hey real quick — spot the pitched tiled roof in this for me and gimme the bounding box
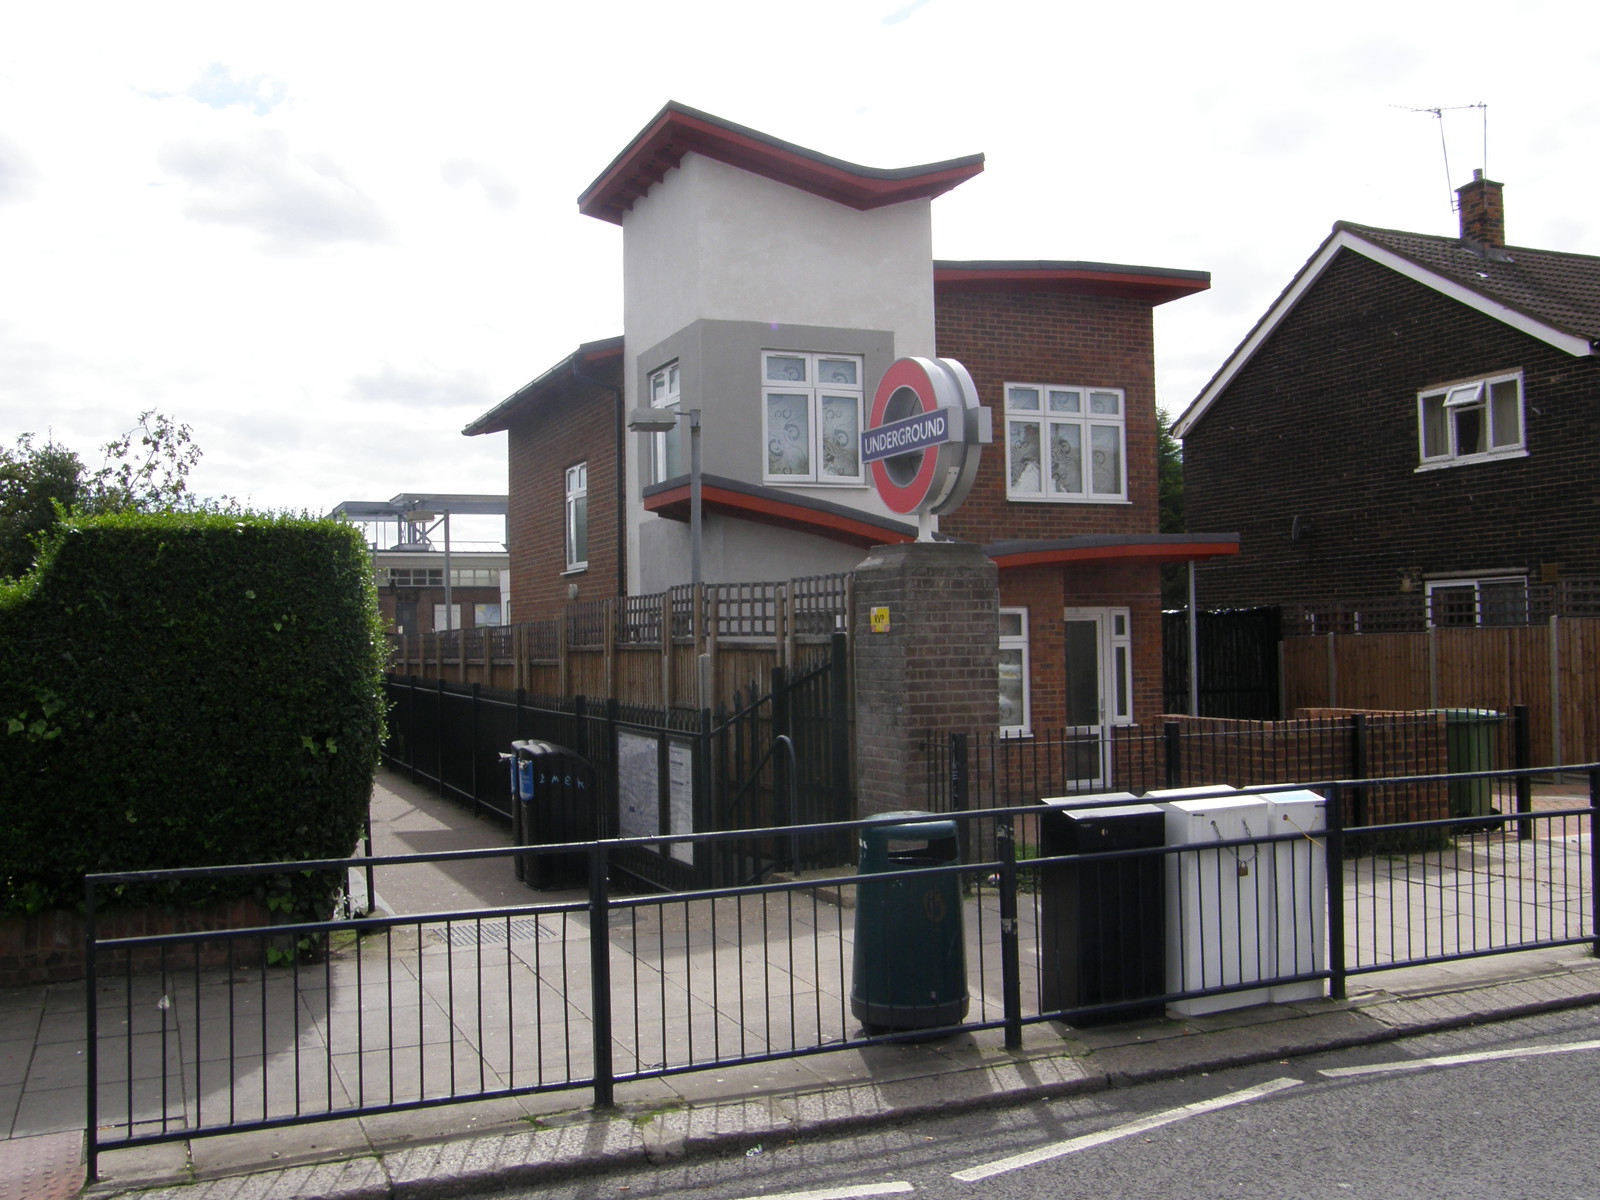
[1174,222,1600,439]
[1345,221,1600,343]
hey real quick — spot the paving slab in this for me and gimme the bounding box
[0,1130,84,1200]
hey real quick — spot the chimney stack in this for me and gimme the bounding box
[1456,169,1505,247]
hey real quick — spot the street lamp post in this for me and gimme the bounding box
[627,406,702,588]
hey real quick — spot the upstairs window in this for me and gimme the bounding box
[762,351,865,485]
[1005,384,1126,502]
[646,361,683,485]
[565,462,588,571]
[1418,372,1524,466]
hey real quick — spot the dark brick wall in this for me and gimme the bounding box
[0,898,271,986]
[506,377,623,621]
[1183,248,1600,610]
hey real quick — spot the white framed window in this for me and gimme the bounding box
[998,608,1031,738]
[1005,383,1127,502]
[1417,371,1524,467]
[762,351,864,485]
[1426,576,1528,627]
[432,603,461,632]
[565,462,588,571]
[646,361,682,485]
[450,568,502,588]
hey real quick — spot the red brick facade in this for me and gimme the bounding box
[935,286,1168,729]
[505,373,623,621]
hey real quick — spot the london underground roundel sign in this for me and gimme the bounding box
[861,357,992,516]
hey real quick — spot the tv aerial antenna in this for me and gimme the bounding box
[1394,102,1488,214]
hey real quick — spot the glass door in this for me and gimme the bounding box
[1062,608,1132,789]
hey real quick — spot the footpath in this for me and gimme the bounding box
[3,771,1598,1200]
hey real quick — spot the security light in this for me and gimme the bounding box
[627,409,679,433]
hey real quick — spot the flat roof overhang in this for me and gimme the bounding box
[642,475,918,549]
[329,493,509,520]
[984,534,1240,569]
[934,261,1210,306]
[641,479,1239,566]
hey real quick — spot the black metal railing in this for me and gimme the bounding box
[930,710,1530,821]
[84,766,1598,1179]
[380,633,853,885]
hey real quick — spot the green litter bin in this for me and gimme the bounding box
[850,812,968,1032]
[1438,708,1500,818]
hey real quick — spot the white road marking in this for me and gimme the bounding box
[1319,1037,1600,1078]
[951,1076,1303,1182]
[733,1185,914,1200]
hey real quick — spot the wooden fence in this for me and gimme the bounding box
[1283,616,1600,766]
[387,574,852,712]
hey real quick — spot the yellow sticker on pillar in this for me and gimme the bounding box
[870,606,891,634]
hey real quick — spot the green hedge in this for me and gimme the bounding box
[0,511,387,913]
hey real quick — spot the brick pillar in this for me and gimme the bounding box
[852,541,998,818]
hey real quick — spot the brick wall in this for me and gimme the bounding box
[1184,248,1600,610]
[506,376,623,621]
[933,285,1166,728]
[0,897,271,987]
[934,288,1160,544]
[998,561,1164,728]
[1163,712,1449,824]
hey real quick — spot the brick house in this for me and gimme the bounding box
[465,103,1232,766]
[1175,173,1600,625]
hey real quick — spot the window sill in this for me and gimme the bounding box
[1414,448,1528,472]
[561,565,588,577]
[1004,495,1132,505]
[764,478,869,488]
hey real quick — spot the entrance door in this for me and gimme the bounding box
[1063,608,1132,789]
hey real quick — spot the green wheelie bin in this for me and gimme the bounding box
[850,812,968,1032]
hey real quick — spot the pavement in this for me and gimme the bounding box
[1,770,1596,1200]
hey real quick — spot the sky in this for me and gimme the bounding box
[2,0,1597,539]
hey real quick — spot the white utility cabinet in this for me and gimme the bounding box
[1257,788,1327,1003]
[1150,786,1273,1016]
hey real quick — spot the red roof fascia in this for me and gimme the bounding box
[643,483,916,549]
[935,265,1210,306]
[580,105,984,225]
[987,541,1240,570]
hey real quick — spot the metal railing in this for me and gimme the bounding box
[84,765,1598,1178]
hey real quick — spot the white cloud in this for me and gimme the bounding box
[0,0,1594,515]
[158,128,391,251]
[185,62,288,115]
[0,132,38,205]
[440,159,518,211]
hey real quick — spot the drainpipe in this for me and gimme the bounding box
[572,352,627,602]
